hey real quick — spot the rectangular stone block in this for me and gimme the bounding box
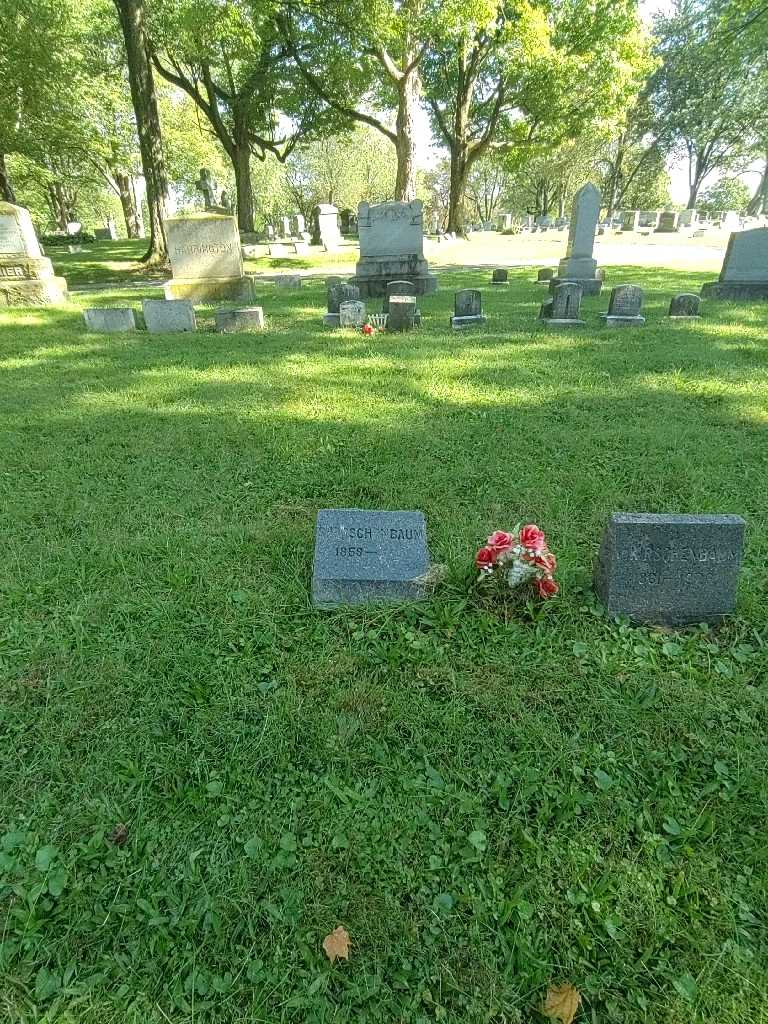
[163,277,255,302]
[142,298,196,333]
[83,308,136,332]
[594,513,745,625]
[215,306,265,332]
[312,509,431,607]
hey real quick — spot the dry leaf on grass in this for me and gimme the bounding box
[322,925,350,963]
[109,823,129,846]
[541,982,581,1024]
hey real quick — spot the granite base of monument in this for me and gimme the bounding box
[312,509,431,608]
[594,513,745,625]
[163,277,255,302]
[548,276,602,296]
[700,281,768,300]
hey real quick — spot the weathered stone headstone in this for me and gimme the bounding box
[94,225,117,241]
[382,279,415,311]
[668,293,702,318]
[352,199,436,297]
[551,182,602,294]
[450,288,486,329]
[312,509,431,607]
[0,202,68,306]
[324,281,360,325]
[677,209,699,229]
[594,513,745,625]
[701,227,768,299]
[290,214,306,236]
[655,211,679,233]
[339,300,366,327]
[718,210,740,231]
[281,216,291,238]
[164,215,254,302]
[215,306,265,333]
[491,268,509,285]
[311,204,341,249]
[142,298,196,333]
[275,274,302,289]
[639,210,660,228]
[294,241,310,256]
[387,294,417,332]
[621,210,640,232]
[540,281,584,326]
[83,307,136,332]
[536,267,554,283]
[601,284,645,326]
[195,168,218,210]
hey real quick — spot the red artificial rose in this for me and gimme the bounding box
[519,523,546,552]
[475,546,497,570]
[533,551,557,572]
[361,323,374,336]
[487,530,515,553]
[536,576,559,599]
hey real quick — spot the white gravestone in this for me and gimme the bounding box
[0,202,68,306]
[163,215,255,302]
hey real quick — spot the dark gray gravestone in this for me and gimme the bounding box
[312,509,430,607]
[491,268,508,285]
[450,288,486,328]
[594,513,745,625]
[601,284,645,326]
[545,281,584,325]
[387,294,417,331]
[537,267,554,283]
[668,293,701,318]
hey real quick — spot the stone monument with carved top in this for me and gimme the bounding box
[352,199,437,298]
[0,202,68,306]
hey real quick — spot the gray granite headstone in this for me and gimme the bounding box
[325,281,360,325]
[491,268,508,285]
[312,508,431,607]
[554,182,602,294]
[537,267,554,283]
[544,281,584,325]
[339,299,366,327]
[387,295,417,331]
[382,279,416,313]
[83,307,136,332]
[655,211,679,233]
[668,293,701,318]
[601,284,645,326]
[142,298,196,333]
[451,288,485,328]
[215,306,265,332]
[276,275,301,289]
[594,513,745,625]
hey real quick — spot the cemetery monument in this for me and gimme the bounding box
[352,199,437,298]
[549,182,603,295]
[701,227,768,299]
[163,214,255,302]
[0,202,69,306]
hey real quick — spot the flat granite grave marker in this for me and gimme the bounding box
[142,298,196,333]
[594,513,745,625]
[312,508,431,607]
[215,306,265,332]
[83,307,136,332]
[701,227,768,299]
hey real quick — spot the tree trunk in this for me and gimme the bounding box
[115,171,142,237]
[113,0,169,265]
[747,152,768,215]
[47,182,72,232]
[231,111,255,232]
[0,154,16,203]
[394,69,419,201]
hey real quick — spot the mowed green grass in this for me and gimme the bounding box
[1,266,767,1024]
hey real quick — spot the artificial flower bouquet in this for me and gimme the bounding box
[475,523,559,602]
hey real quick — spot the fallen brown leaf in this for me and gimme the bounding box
[110,823,129,846]
[322,925,350,963]
[541,982,581,1024]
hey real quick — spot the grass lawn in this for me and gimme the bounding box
[1,263,767,1023]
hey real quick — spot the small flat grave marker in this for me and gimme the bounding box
[312,509,431,607]
[668,293,701,318]
[594,512,745,625]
